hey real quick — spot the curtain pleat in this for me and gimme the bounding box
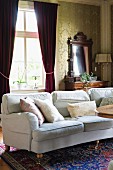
[34,2,58,93]
[0,0,19,105]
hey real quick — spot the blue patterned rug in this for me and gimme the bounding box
[1,138,113,170]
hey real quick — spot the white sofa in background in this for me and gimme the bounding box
[108,160,113,170]
[1,88,113,155]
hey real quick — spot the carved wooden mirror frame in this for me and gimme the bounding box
[67,32,93,81]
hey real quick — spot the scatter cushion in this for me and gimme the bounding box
[20,98,45,125]
[97,104,113,114]
[67,101,97,118]
[34,99,64,123]
[99,97,113,106]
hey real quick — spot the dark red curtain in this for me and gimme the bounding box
[34,2,58,93]
[0,0,18,104]
[0,0,18,103]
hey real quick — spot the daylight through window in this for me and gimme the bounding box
[10,8,45,90]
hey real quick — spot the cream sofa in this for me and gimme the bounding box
[108,160,113,170]
[1,88,113,155]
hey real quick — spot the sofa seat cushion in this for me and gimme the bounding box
[77,116,113,132]
[32,120,84,141]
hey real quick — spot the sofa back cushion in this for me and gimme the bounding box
[51,90,90,117]
[88,88,113,107]
[1,92,51,115]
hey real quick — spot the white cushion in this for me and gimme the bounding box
[100,97,113,106]
[34,99,64,123]
[67,101,97,118]
[20,98,45,125]
[108,160,113,170]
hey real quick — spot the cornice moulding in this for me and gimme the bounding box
[59,0,113,6]
[58,0,102,6]
[19,0,113,6]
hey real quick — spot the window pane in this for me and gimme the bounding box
[16,11,24,31]
[26,11,37,32]
[10,38,25,87]
[10,9,45,90]
[27,38,42,62]
[26,38,44,87]
[13,38,24,62]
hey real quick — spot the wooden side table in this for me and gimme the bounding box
[97,105,113,118]
[98,112,113,119]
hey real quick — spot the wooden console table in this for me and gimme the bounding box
[64,77,108,91]
[98,112,113,119]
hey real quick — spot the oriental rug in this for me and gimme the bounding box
[1,138,113,170]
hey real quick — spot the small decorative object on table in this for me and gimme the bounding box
[80,72,90,83]
[80,72,90,89]
[80,72,97,90]
[89,72,97,81]
[80,72,97,82]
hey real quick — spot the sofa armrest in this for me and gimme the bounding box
[1,112,39,134]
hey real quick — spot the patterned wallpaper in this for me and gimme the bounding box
[56,2,100,90]
[111,6,113,86]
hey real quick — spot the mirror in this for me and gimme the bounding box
[73,45,87,76]
[67,32,93,80]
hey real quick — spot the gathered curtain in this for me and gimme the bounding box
[0,0,19,105]
[34,2,58,93]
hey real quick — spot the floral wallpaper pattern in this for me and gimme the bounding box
[56,2,100,90]
[111,6,113,86]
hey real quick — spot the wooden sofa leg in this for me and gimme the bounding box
[95,140,99,150]
[5,145,10,151]
[37,153,43,158]
[36,153,43,164]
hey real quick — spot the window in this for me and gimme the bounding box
[10,8,45,90]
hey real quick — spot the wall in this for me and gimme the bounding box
[55,1,100,90]
[111,5,113,86]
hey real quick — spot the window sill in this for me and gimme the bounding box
[10,89,45,94]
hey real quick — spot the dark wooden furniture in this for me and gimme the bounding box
[64,32,108,90]
[97,105,113,119]
[98,112,113,119]
[64,32,108,91]
[67,32,93,78]
[64,77,108,90]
